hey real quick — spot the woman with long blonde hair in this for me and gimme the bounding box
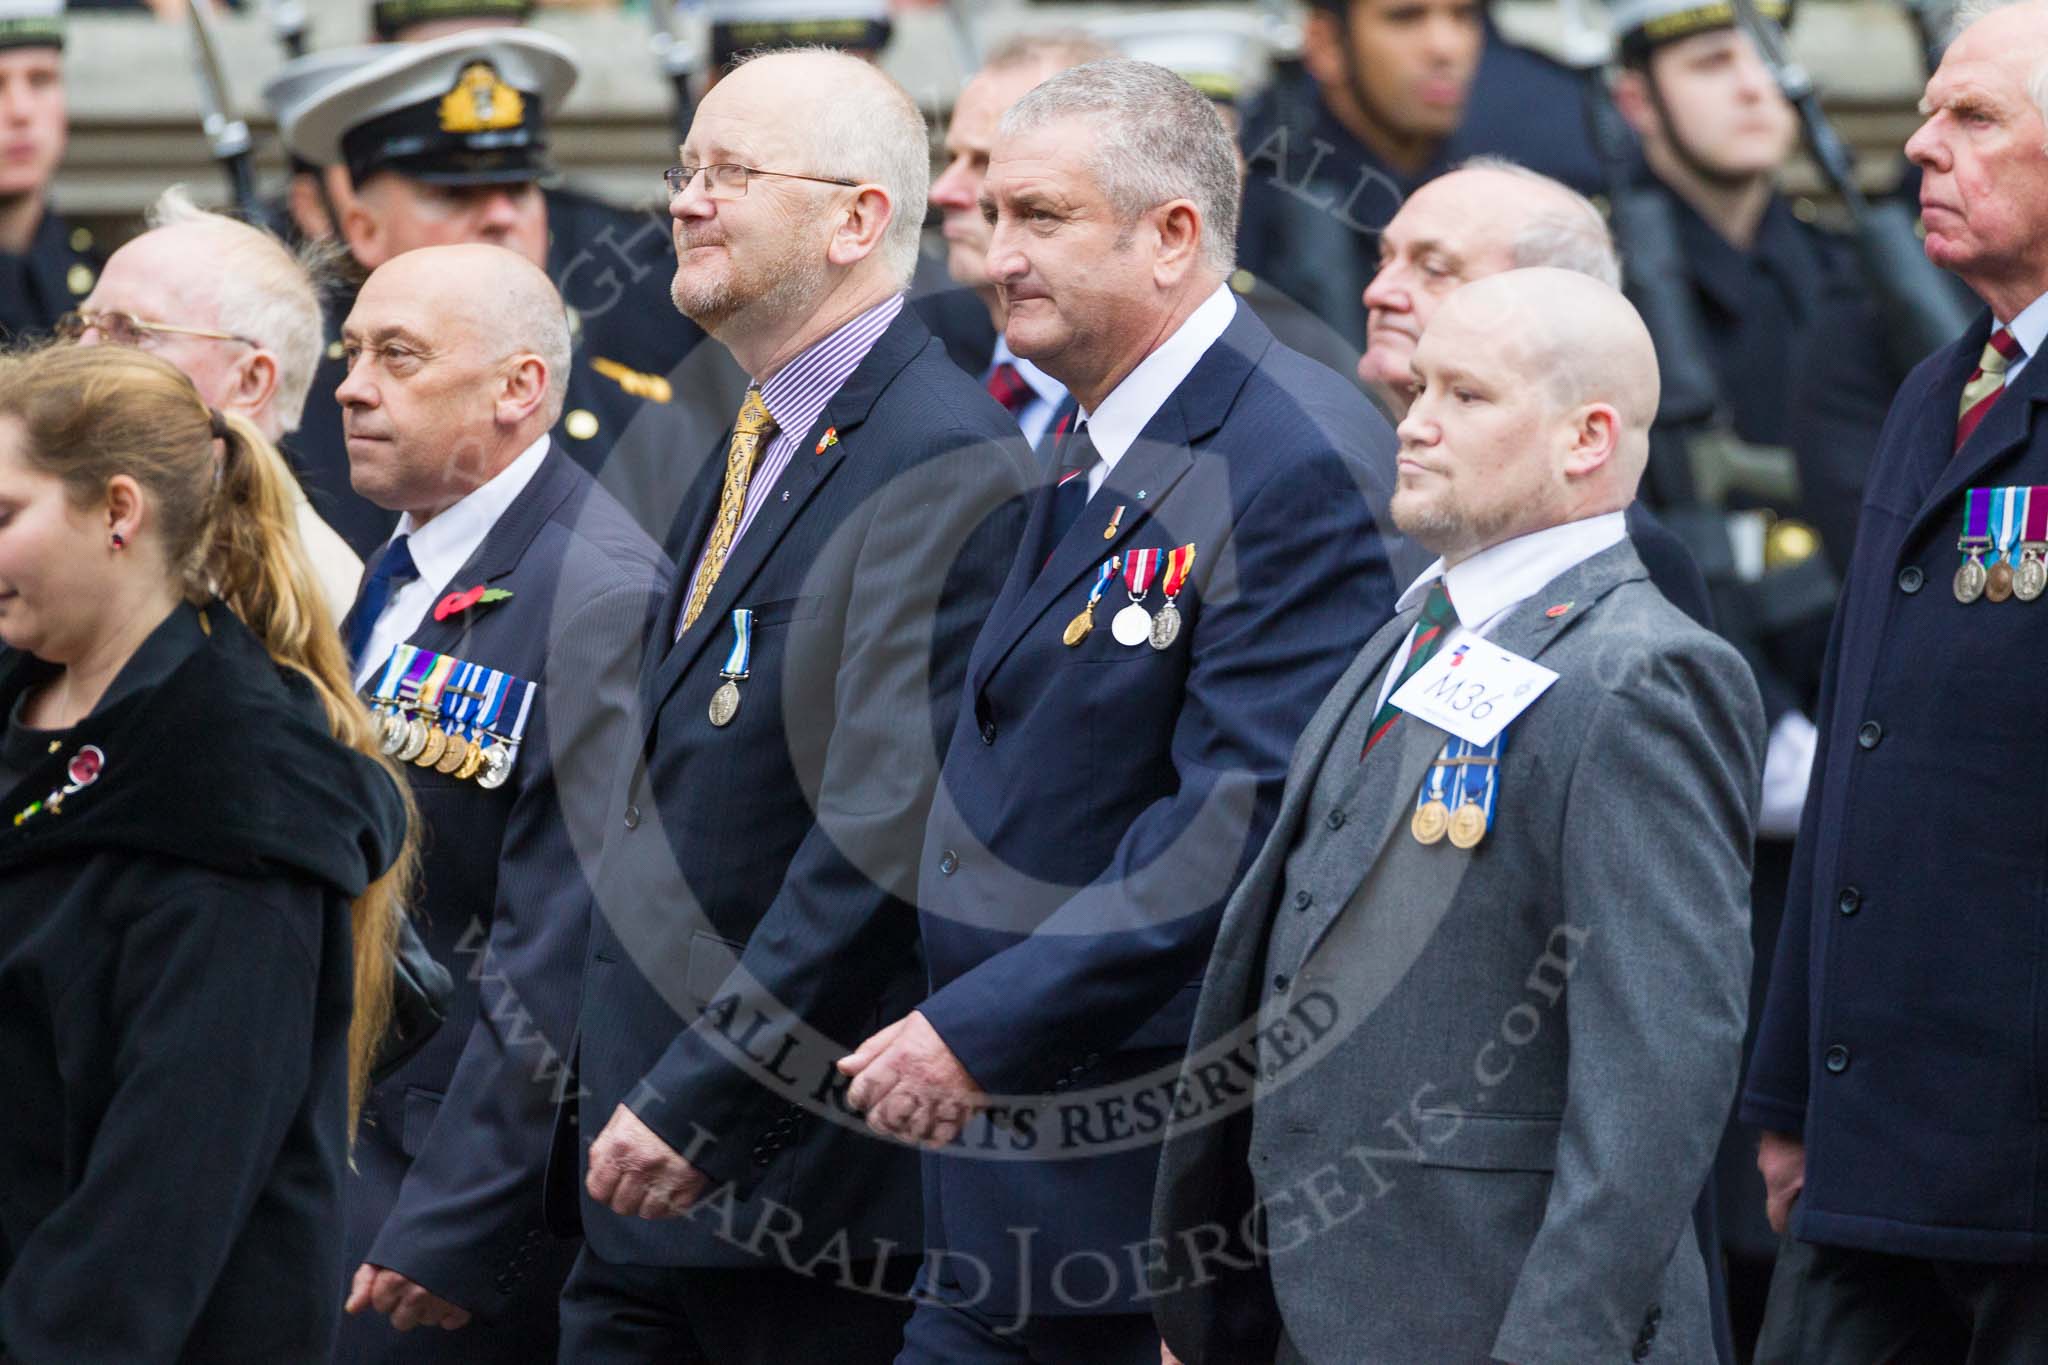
[0,343,417,1362]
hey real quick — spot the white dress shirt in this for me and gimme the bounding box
[1373,510,1630,716]
[1077,284,1237,498]
[351,432,550,690]
[2000,289,2048,385]
[985,335,1067,451]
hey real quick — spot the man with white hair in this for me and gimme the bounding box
[836,58,1395,1361]
[560,48,1031,1365]
[330,243,670,1363]
[1743,2,2048,1356]
[1152,267,1762,1365]
[71,189,363,619]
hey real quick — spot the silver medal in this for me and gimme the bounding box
[477,741,515,790]
[709,679,742,727]
[1111,602,1152,647]
[1149,602,1181,650]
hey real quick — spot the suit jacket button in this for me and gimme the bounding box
[1326,810,1346,830]
[1857,721,1883,749]
[1824,1044,1851,1073]
[939,849,959,875]
[1898,565,1924,594]
[1293,889,1313,911]
[1837,886,1861,916]
[980,721,997,745]
[1272,973,1290,992]
[623,804,641,829]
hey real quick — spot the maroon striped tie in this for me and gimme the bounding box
[1955,327,2023,453]
[986,361,1031,418]
[1362,579,1458,759]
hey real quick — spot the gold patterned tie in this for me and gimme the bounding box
[679,387,776,634]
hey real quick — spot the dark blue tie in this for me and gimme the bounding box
[345,533,417,667]
[1035,423,1101,571]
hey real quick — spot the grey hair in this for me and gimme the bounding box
[145,186,332,432]
[491,262,572,421]
[1000,58,1241,276]
[730,46,930,286]
[1454,155,1622,290]
[1948,0,2048,132]
[980,29,1119,75]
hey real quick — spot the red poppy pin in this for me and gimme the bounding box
[434,585,515,622]
[815,427,839,455]
[1545,601,1574,619]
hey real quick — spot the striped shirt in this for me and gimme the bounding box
[679,293,904,625]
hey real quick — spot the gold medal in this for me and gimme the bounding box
[2016,546,2047,601]
[415,725,450,768]
[1411,800,1450,845]
[478,742,515,790]
[1448,802,1488,849]
[435,732,470,774]
[1987,560,2016,602]
[455,740,486,780]
[709,679,741,727]
[1063,604,1095,647]
[1149,602,1181,650]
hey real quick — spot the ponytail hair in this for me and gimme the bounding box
[0,342,417,1133]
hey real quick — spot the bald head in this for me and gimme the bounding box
[1362,160,1619,407]
[1393,268,1658,562]
[336,244,570,521]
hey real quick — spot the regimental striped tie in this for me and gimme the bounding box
[986,360,1031,418]
[1361,579,1458,759]
[1955,327,2024,453]
[679,387,776,636]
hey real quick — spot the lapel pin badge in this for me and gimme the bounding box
[1544,601,1574,619]
[815,426,839,455]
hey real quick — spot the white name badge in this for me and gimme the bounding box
[1389,639,1559,747]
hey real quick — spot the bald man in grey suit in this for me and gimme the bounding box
[1150,270,1764,1365]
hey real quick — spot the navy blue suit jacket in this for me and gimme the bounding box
[915,301,1399,1316]
[340,447,670,1344]
[566,306,1033,1269]
[1743,311,2048,1263]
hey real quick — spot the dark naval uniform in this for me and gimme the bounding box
[0,207,96,343]
[278,30,721,558]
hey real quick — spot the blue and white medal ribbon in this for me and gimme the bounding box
[1411,737,1460,844]
[710,608,752,727]
[370,644,419,754]
[1063,554,1122,646]
[479,675,536,790]
[1988,485,2024,600]
[1447,732,1503,849]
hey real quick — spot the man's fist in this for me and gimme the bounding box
[838,1010,988,1148]
[586,1103,711,1218]
[344,1263,472,1331]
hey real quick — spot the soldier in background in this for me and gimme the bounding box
[0,0,97,341]
[280,30,710,556]
[1606,0,1857,1344]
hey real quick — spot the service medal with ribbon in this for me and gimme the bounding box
[710,608,752,728]
[1411,740,1456,845]
[2018,485,2048,601]
[1111,547,1162,647]
[1957,487,1994,602]
[1987,486,2023,602]
[477,677,536,790]
[1150,543,1196,650]
[1064,555,1121,647]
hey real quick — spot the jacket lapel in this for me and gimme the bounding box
[1299,540,1650,963]
[967,301,1270,697]
[1914,315,2048,537]
[646,307,932,711]
[404,444,579,659]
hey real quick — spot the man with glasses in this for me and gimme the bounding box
[555,46,1030,1365]
[66,187,364,619]
[281,29,710,556]
[0,0,98,342]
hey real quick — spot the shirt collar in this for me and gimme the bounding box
[1078,284,1237,467]
[756,293,904,439]
[1395,510,1630,634]
[992,334,1067,407]
[393,432,550,593]
[2002,290,2048,360]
